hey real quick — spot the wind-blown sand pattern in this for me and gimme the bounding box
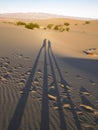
[0,18,98,130]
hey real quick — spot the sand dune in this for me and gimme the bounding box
[0,18,98,130]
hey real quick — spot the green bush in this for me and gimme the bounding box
[47,24,53,29]
[64,22,70,26]
[25,23,40,30]
[85,21,90,24]
[54,25,61,30]
[60,28,65,32]
[17,21,26,26]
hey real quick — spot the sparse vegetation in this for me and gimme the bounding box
[16,21,40,30]
[17,21,26,26]
[54,25,59,30]
[47,24,53,29]
[64,22,70,26]
[85,21,90,24]
[54,25,62,30]
[16,21,70,32]
[60,28,65,32]
[25,23,40,30]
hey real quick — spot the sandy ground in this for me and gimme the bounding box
[0,19,98,130]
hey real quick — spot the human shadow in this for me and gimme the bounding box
[48,41,67,130]
[40,40,49,130]
[48,41,82,130]
[7,39,46,130]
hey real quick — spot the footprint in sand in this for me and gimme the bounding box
[18,54,23,58]
[82,124,95,130]
[80,87,90,96]
[80,104,94,113]
[48,74,52,79]
[18,79,26,87]
[37,69,42,74]
[77,111,83,115]
[0,76,7,81]
[59,83,72,92]
[76,75,83,80]
[25,69,31,75]
[33,78,39,85]
[61,96,71,110]
[3,74,11,80]
[89,80,96,86]
[53,102,59,110]
[65,71,68,75]
[48,86,57,101]
[19,90,24,94]
[30,86,37,93]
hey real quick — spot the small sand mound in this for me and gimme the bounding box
[48,74,52,79]
[53,102,59,110]
[48,94,57,101]
[80,91,90,96]
[63,104,71,109]
[76,75,83,79]
[50,85,55,89]
[18,54,23,58]
[33,78,39,84]
[59,83,64,88]
[3,62,9,68]
[82,124,94,129]
[83,48,98,56]
[80,104,94,112]
[20,79,26,84]
[94,111,98,115]
[77,111,83,115]
[0,76,7,81]
[37,69,42,74]
[19,90,24,94]
[30,86,37,93]
[66,85,72,91]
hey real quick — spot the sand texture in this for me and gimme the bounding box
[0,19,98,130]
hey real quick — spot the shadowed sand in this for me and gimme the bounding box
[0,19,98,130]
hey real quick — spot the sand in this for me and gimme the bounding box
[0,18,98,130]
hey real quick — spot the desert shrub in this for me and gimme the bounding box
[17,21,26,26]
[64,22,70,26]
[85,21,90,24]
[54,25,59,30]
[25,23,40,29]
[25,23,34,29]
[47,24,53,29]
[33,23,40,28]
[60,28,65,32]
[66,27,70,32]
[54,25,62,30]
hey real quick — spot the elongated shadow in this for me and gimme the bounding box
[40,41,49,130]
[7,39,46,130]
[48,41,82,130]
[48,42,67,130]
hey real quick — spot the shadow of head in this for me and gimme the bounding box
[43,39,47,47]
[48,40,51,48]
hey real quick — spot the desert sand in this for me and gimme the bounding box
[0,17,98,130]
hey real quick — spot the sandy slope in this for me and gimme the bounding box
[0,19,98,130]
